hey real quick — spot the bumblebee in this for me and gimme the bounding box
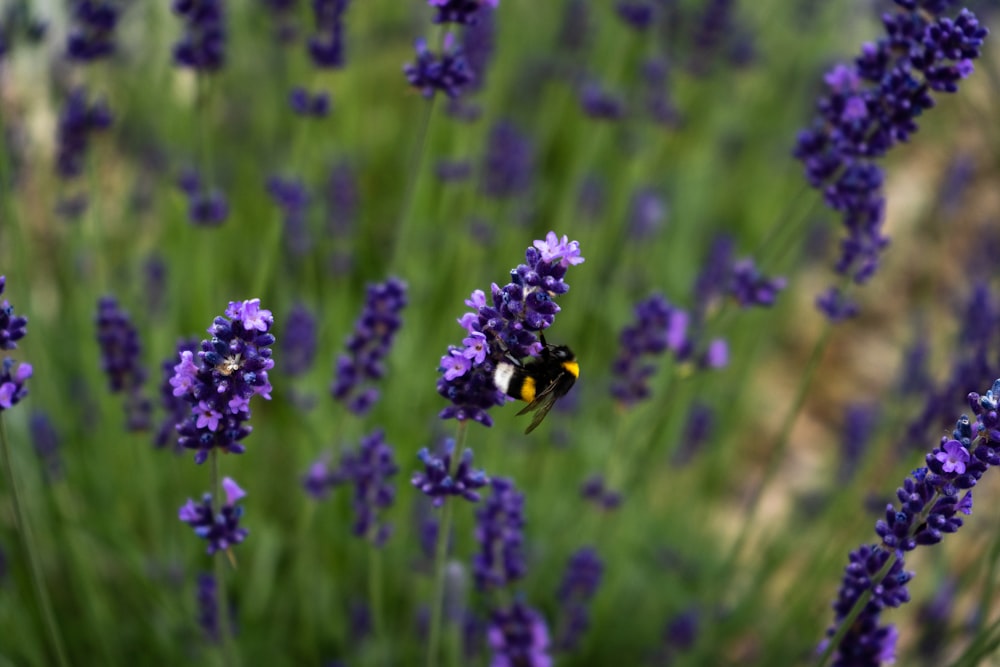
[493,336,579,434]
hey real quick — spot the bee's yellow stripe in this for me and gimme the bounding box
[563,360,579,379]
[521,376,536,402]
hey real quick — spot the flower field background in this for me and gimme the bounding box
[0,0,998,665]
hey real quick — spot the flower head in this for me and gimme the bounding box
[172,0,226,71]
[481,120,534,199]
[554,547,603,651]
[309,0,350,68]
[66,0,119,62]
[0,276,28,350]
[338,430,399,546]
[437,233,584,427]
[170,299,275,464]
[412,438,489,506]
[178,477,249,554]
[282,303,318,377]
[0,358,31,411]
[404,35,474,100]
[56,87,112,180]
[95,296,152,431]
[428,0,497,25]
[487,601,552,667]
[473,477,526,591]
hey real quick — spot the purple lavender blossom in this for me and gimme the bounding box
[579,81,625,121]
[302,453,340,500]
[412,438,489,507]
[487,601,553,667]
[671,402,715,466]
[815,287,859,322]
[0,276,27,350]
[282,303,317,377]
[308,0,349,68]
[155,339,198,449]
[177,168,229,226]
[437,232,584,426]
[627,187,667,239]
[794,3,987,315]
[461,6,495,93]
[610,294,687,407]
[481,120,534,199]
[616,1,654,30]
[288,87,331,117]
[261,0,300,44]
[179,477,249,554]
[66,0,118,62]
[55,87,112,180]
[266,175,311,257]
[338,430,398,546]
[325,160,359,235]
[95,296,152,431]
[821,378,1000,663]
[473,478,525,591]
[729,258,786,307]
[580,474,622,510]
[169,299,275,464]
[30,410,62,482]
[172,0,226,71]
[554,547,603,651]
[428,0,497,25]
[331,278,407,415]
[197,572,219,642]
[404,34,474,100]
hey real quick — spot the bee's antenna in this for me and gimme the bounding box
[540,332,548,347]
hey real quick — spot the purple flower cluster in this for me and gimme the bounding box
[404,34,474,100]
[56,87,112,180]
[821,377,1000,663]
[282,304,317,377]
[289,87,331,117]
[730,259,787,308]
[30,411,63,482]
[411,438,489,507]
[794,3,987,316]
[671,402,715,466]
[95,296,152,431]
[0,276,30,412]
[172,0,226,71]
[473,478,526,591]
[178,168,229,226]
[554,547,603,651]
[196,573,219,642]
[579,81,625,121]
[155,339,197,449]
[616,1,654,30]
[437,232,584,426]
[309,0,349,68]
[481,121,534,199]
[428,0,497,26]
[580,474,622,510]
[169,299,274,464]
[267,175,311,257]
[179,477,249,554]
[487,601,553,667]
[304,430,398,546]
[331,278,407,415]
[610,294,689,407]
[66,0,118,62]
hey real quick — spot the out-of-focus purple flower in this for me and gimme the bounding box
[838,403,878,484]
[580,474,622,510]
[95,296,152,431]
[663,608,700,653]
[0,276,28,350]
[579,81,625,121]
[437,232,583,426]
[282,303,317,377]
[338,430,398,546]
[172,0,226,71]
[66,0,119,62]
[610,294,687,407]
[404,34,474,100]
[267,175,312,257]
[428,0,497,25]
[309,0,349,68]
[815,286,859,322]
[643,58,682,127]
[487,601,552,667]
[481,120,534,199]
[672,402,714,466]
[289,87,330,118]
[325,160,359,236]
[627,188,667,239]
[331,278,407,415]
[261,0,301,44]
[56,87,112,180]
[461,6,495,93]
[30,410,62,482]
[197,572,219,642]
[821,378,1000,663]
[302,453,341,499]
[794,4,987,315]
[179,477,249,554]
[616,1,654,30]
[473,478,525,591]
[170,299,275,464]
[412,438,489,506]
[729,259,786,308]
[554,547,603,651]
[177,168,229,226]
[155,339,198,450]
[0,358,31,411]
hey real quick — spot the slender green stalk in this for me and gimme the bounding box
[0,413,70,667]
[211,449,238,667]
[368,544,386,659]
[389,97,437,273]
[425,420,468,667]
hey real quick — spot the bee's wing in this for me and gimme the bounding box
[516,372,576,434]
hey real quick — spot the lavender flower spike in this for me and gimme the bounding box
[487,601,553,667]
[473,477,526,591]
[404,34,474,100]
[170,299,275,464]
[437,232,584,426]
[0,277,30,412]
[179,477,249,554]
[0,276,28,350]
[412,438,489,506]
[95,296,152,430]
[428,0,498,26]
[821,378,1000,663]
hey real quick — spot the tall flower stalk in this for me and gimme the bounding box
[0,276,68,666]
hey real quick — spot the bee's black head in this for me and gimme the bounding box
[546,344,575,362]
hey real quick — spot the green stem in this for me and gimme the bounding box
[368,544,386,660]
[425,420,468,667]
[211,450,238,667]
[389,97,437,273]
[0,413,70,667]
